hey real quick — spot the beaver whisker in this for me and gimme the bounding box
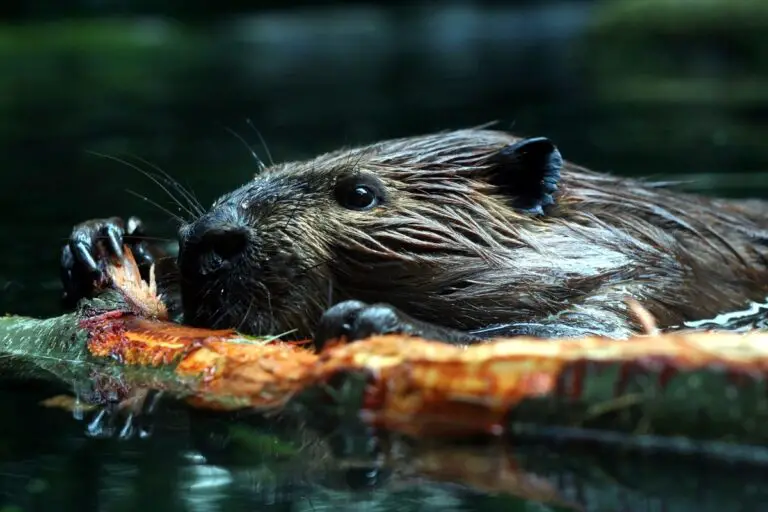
[196,279,223,311]
[124,189,186,226]
[127,153,206,217]
[237,296,256,332]
[213,282,258,330]
[87,151,197,222]
[211,306,229,329]
[319,145,367,172]
[221,124,267,174]
[246,119,275,168]
[254,280,274,322]
[128,235,177,243]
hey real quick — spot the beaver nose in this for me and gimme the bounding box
[200,227,248,260]
[180,223,249,276]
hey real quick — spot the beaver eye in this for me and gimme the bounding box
[346,185,377,209]
[334,175,385,211]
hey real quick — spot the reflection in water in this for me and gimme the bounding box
[6,403,764,512]
[178,457,234,511]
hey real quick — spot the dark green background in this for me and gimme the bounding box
[1,0,767,510]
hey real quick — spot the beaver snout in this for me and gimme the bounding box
[178,218,250,277]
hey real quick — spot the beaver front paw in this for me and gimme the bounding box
[314,300,480,350]
[314,300,407,351]
[60,216,154,309]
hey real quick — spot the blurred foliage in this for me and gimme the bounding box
[0,19,207,139]
[585,0,768,103]
[574,0,768,180]
[5,0,570,22]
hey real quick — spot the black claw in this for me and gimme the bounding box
[59,216,157,310]
[132,243,155,272]
[73,241,100,274]
[105,225,125,259]
[124,218,155,273]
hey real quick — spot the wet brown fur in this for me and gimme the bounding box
[177,128,768,339]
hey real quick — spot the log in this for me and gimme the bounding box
[1,249,767,447]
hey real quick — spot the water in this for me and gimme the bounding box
[2,1,768,510]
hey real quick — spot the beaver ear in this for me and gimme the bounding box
[486,137,563,216]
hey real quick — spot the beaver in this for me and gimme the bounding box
[59,128,768,347]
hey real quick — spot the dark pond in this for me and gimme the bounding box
[2,0,768,510]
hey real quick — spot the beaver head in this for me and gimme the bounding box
[174,129,586,338]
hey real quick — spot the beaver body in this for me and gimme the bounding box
[60,128,768,345]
